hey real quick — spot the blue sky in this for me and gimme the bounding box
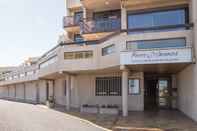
[0,0,65,66]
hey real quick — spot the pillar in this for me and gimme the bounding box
[121,66,129,117]
[24,83,26,101]
[66,75,71,111]
[121,7,127,30]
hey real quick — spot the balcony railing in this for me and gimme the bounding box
[80,18,121,34]
[63,16,81,28]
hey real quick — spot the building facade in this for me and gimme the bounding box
[0,0,197,120]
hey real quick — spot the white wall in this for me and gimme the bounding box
[25,82,37,102]
[73,72,144,111]
[16,84,25,100]
[38,80,47,104]
[177,0,197,121]
[54,78,66,106]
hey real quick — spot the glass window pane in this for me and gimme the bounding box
[129,79,140,95]
[128,13,153,29]
[127,9,186,31]
[102,44,115,56]
[153,10,185,26]
[127,38,186,50]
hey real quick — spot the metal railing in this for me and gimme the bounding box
[63,16,82,28]
[80,18,121,34]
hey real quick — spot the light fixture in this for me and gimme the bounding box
[105,0,109,5]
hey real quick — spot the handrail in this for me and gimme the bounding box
[63,16,82,28]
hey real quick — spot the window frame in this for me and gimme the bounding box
[102,44,115,56]
[95,77,122,96]
[64,51,93,60]
[127,6,189,31]
[126,37,187,50]
[128,78,141,95]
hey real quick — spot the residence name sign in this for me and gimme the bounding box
[120,48,192,65]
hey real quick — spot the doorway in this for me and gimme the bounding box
[144,74,172,110]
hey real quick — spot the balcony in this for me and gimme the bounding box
[121,0,189,9]
[63,16,81,32]
[67,0,81,9]
[81,0,120,11]
[80,18,121,40]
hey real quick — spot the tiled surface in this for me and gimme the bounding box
[1,99,197,131]
[63,109,197,131]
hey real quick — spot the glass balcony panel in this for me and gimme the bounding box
[81,18,121,34]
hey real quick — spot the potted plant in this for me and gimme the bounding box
[46,96,55,108]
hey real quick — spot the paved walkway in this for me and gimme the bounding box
[1,99,197,131]
[0,100,108,131]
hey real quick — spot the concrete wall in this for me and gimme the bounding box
[0,86,8,98]
[38,80,47,104]
[54,78,66,106]
[15,84,25,101]
[177,0,197,121]
[69,72,144,111]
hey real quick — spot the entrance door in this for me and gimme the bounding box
[158,79,171,109]
[144,75,172,110]
[144,78,158,110]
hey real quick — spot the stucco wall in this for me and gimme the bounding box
[25,82,37,102]
[54,78,66,106]
[38,80,47,104]
[177,0,197,121]
[15,84,25,100]
[70,72,144,111]
[0,86,8,98]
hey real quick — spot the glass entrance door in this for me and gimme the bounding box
[157,79,171,109]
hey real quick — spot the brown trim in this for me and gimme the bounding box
[127,5,189,16]
[126,37,187,50]
[123,23,193,33]
[126,6,190,33]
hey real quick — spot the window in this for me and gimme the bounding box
[20,73,25,78]
[93,10,121,20]
[8,76,13,80]
[74,34,84,43]
[127,8,187,32]
[102,44,115,56]
[128,79,140,95]
[39,56,58,69]
[64,51,93,60]
[13,75,18,79]
[26,71,34,76]
[64,52,75,59]
[95,77,121,96]
[74,11,83,25]
[127,38,186,50]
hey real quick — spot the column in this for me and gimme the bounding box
[36,82,39,104]
[66,75,71,111]
[14,85,16,98]
[121,66,129,117]
[121,7,127,30]
[24,83,26,101]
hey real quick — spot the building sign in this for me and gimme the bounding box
[120,48,192,65]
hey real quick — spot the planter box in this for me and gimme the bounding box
[80,106,98,114]
[46,101,54,108]
[99,108,119,115]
